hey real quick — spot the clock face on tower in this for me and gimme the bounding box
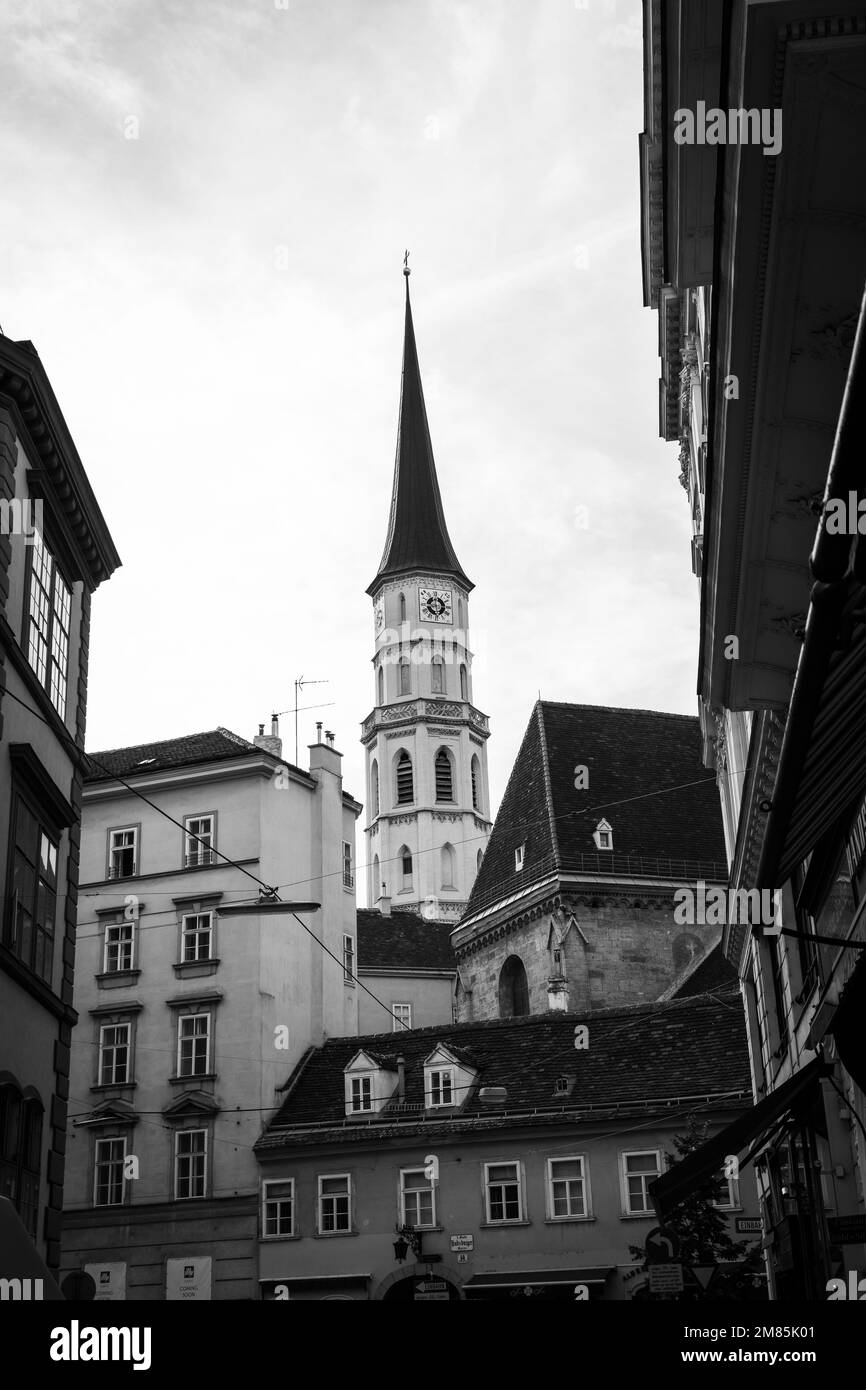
[374,599,384,634]
[419,587,453,623]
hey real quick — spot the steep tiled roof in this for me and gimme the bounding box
[670,943,738,999]
[367,281,472,594]
[84,728,284,782]
[356,909,457,973]
[464,702,728,919]
[257,990,750,1147]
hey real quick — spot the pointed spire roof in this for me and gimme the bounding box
[367,274,472,595]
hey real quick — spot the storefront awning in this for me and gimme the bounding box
[464,1267,613,1291]
[650,1057,831,1222]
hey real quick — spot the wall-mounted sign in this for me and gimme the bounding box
[415,1278,449,1301]
[84,1263,126,1301]
[450,1234,474,1252]
[166,1257,212,1301]
[828,1214,866,1245]
[649,1263,684,1294]
[734,1217,763,1234]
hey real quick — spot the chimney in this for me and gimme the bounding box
[377,893,391,917]
[396,1055,406,1102]
[316,722,323,742]
[253,714,282,759]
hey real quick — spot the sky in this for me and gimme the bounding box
[2,0,701,901]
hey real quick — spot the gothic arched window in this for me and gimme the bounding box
[399,846,413,891]
[399,592,406,622]
[399,658,411,696]
[477,848,483,873]
[435,748,454,802]
[457,597,465,628]
[459,664,468,700]
[373,854,381,897]
[498,955,530,1018]
[396,750,414,805]
[441,843,455,888]
[371,760,379,817]
[377,666,384,705]
[471,755,481,813]
[431,656,444,695]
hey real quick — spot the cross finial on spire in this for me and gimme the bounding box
[403,249,410,277]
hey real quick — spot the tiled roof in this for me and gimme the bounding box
[670,943,739,999]
[356,909,457,973]
[84,728,287,782]
[367,282,472,594]
[464,702,728,919]
[257,990,750,1148]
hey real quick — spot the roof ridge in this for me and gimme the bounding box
[88,728,250,759]
[536,701,562,872]
[540,700,700,722]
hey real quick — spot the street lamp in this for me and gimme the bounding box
[393,1226,423,1262]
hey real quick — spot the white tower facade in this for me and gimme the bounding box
[361,277,492,923]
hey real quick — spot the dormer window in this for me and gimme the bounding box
[515,844,525,872]
[429,1068,454,1107]
[593,819,613,851]
[350,1077,372,1113]
[343,1050,398,1117]
[554,1075,574,1098]
[423,1043,476,1111]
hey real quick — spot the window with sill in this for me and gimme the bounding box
[350,1076,372,1113]
[99,1023,131,1086]
[427,1067,454,1108]
[318,1174,351,1232]
[181,911,213,963]
[4,793,58,985]
[177,1014,211,1077]
[184,814,215,868]
[593,819,613,852]
[342,841,354,889]
[94,1136,127,1207]
[399,847,413,893]
[392,1003,412,1031]
[712,1170,740,1211]
[108,827,137,880]
[484,1162,523,1223]
[175,1129,207,1199]
[262,1179,295,1237]
[103,915,135,973]
[343,933,355,983]
[26,528,72,720]
[400,1168,436,1227]
[548,1156,588,1219]
[621,1150,661,1215]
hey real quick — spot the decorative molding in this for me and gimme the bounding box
[428,726,461,738]
[390,814,417,826]
[433,812,463,823]
[426,701,461,718]
[678,434,691,493]
[385,729,416,740]
[469,733,484,747]
[383,704,417,722]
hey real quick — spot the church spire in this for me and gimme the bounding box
[366,267,473,595]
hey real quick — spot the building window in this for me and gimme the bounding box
[441,843,455,889]
[103,916,134,973]
[181,911,213,962]
[428,1068,454,1108]
[108,827,137,880]
[0,1087,43,1239]
[400,1168,436,1227]
[459,664,467,700]
[548,1156,588,1218]
[399,848,413,892]
[792,862,819,999]
[373,855,381,898]
[343,933,355,983]
[431,657,444,694]
[342,841,354,889]
[713,1169,740,1210]
[377,666,384,705]
[184,814,215,868]
[94,1137,126,1207]
[371,760,379,816]
[476,848,483,873]
[262,1179,295,1237]
[471,755,481,812]
[514,844,525,872]
[593,819,613,851]
[396,750,414,804]
[399,593,406,622]
[99,1023,131,1086]
[26,528,71,719]
[621,1150,661,1215]
[5,795,58,985]
[484,1162,523,1223]
[435,748,453,802]
[768,933,789,1052]
[318,1173,351,1233]
[350,1076,371,1112]
[175,1129,207,1199]
[399,658,411,696]
[177,1014,210,1077]
[498,955,530,1018]
[392,1003,412,1031]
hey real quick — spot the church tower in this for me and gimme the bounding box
[361,269,492,923]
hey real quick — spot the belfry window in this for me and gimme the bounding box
[459,664,468,700]
[435,749,453,802]
[431,656,444,694]
[396,750,414,805]
[471,755,481,812]
[399,658,411,696]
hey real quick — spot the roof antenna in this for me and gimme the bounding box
[403,249,410,278]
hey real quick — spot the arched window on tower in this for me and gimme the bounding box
[441,843,455,888]
[371,760,379,817]
[498,955,530,1018]
[373,854,381,897]
[457,597,465,628]
[435,748,454,802]
[460,664,468,700]
[471,755,481,813]
[398,846,413,892]
[399,658,411,696]
[399,592,406,622]
[476,848,484,873]
[396,750,414,805]
[377,666,384,706]
[431,656,444,695]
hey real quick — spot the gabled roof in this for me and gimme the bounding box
[84,728,294,783]
[463,702,728,920]
[256,990,750,1146]
[356,909,457,974]
[366,279,472,595]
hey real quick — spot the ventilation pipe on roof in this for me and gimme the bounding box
[397,1056,406,1102]
[253,715,282,760]
[479,1086,507,1107]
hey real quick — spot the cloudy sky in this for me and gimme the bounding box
[2,0,700,899]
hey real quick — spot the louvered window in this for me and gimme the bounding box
[396,751,413,805]
[471,756,481,812]
[435,749,453,802]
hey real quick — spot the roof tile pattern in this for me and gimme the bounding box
[85,728,272,782]
[356,909,457,973]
